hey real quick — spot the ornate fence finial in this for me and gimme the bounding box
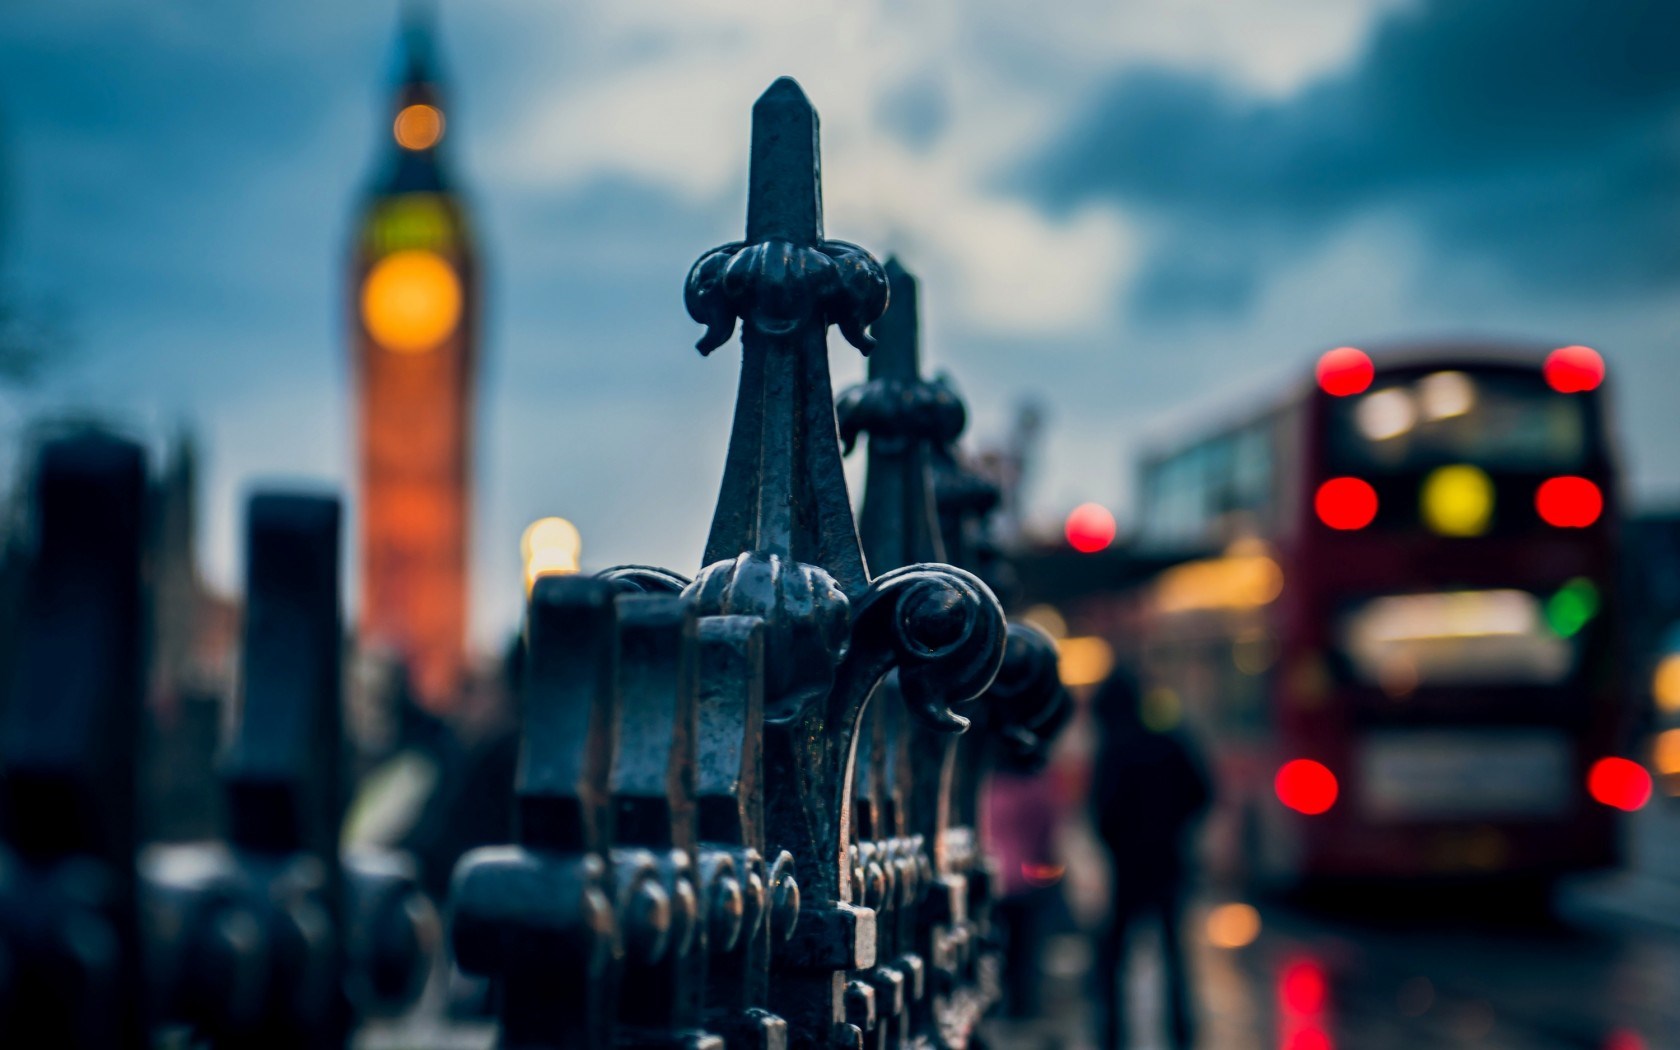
[686,78,887,601]
[680,79,1006,1049]
[839,256,967,574]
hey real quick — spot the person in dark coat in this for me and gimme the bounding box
[1088,668,1212,1050]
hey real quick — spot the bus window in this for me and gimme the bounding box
[1328,371,1590,474]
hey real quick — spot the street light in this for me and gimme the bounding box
[521,516,582,594]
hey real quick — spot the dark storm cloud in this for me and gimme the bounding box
[1025,0,1680,318]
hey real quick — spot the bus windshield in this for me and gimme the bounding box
[1328,370,1589,473]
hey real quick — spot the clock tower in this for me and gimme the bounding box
[349,8,476,711]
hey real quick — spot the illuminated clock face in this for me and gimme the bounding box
[393,104,445,150]
[361,249,461,353]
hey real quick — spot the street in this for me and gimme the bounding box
[993,887,1680,1050]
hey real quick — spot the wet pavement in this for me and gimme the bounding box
[986,888,1680,1050]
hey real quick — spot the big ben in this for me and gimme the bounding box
[350,8,476,712]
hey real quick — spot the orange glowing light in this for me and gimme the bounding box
[1315,478,1378,530]
[1588,757,1651,812]
[1655,655,1680,714]
[1206,902,1262,949]
[361,250,462,353]
[394,104,445,150]
[1543,345,1604,394]
[521,517,583,594]
[1154,542,1284,613]
[1275,759,1338,815]
[1316,347,1373,397]
[1064,503,1116,553]
[1652,729,1680,777]
[1056,635,1114,688]
[1535,476,1603,528]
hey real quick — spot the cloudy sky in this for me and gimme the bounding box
[2,0,1677,647]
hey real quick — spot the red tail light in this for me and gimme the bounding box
[1535,476,1602,528]
[1315,478,1378,530]
[1281,960,1328,1013]
[1544,345,1605,393]
[1315,347,1373,397]
[1588,757,1650,812]
[1275,759,1338,815]
[1064,503,1116,553]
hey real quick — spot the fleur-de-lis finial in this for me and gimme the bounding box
[686,79,888,601]
[839,257,967,574]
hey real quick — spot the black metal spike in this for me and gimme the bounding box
[746,77,823,246]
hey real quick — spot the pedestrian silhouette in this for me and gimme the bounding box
[1088,668,1212,1049]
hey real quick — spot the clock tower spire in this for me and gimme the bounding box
[349,3,478,711]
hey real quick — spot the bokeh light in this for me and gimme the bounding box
[1064,502,1116,552]
[1141,686,1182,731]
[1316,347,1374,396]
[1535,476,1603,528]
[1545,578,1600,637]
[361,249,462,353]
[1543,345,1605,394]
[1205,902,1262,949]
[1421,464,1494,537]
[1587,757,1651,812]
[1275,759,1338,815]
[1020,603,1068,639]
[1654,654,1680,714]
[521,516,583,593]
[1651,729,1680,780]
[1056,635,1114,688]
[1315,478,1378,530]
[1355,388,1415,441]
[1282,959,1329,1013]
[1418,371,1475,420]
[393,103,445,150]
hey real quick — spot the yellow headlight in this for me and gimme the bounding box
[1421,464,1494,537]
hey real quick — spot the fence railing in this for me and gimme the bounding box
[0,76,1067,1050]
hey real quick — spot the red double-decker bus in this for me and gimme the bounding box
[1124,344,1638,883]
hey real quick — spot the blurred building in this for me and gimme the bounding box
[145,429,238,841]
[348,9,479,712]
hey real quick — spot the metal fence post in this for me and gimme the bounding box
[452,575,632,1050]
[0,434,149,1048]
[682,79,1006,1048]
[840,259,1071,1045]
